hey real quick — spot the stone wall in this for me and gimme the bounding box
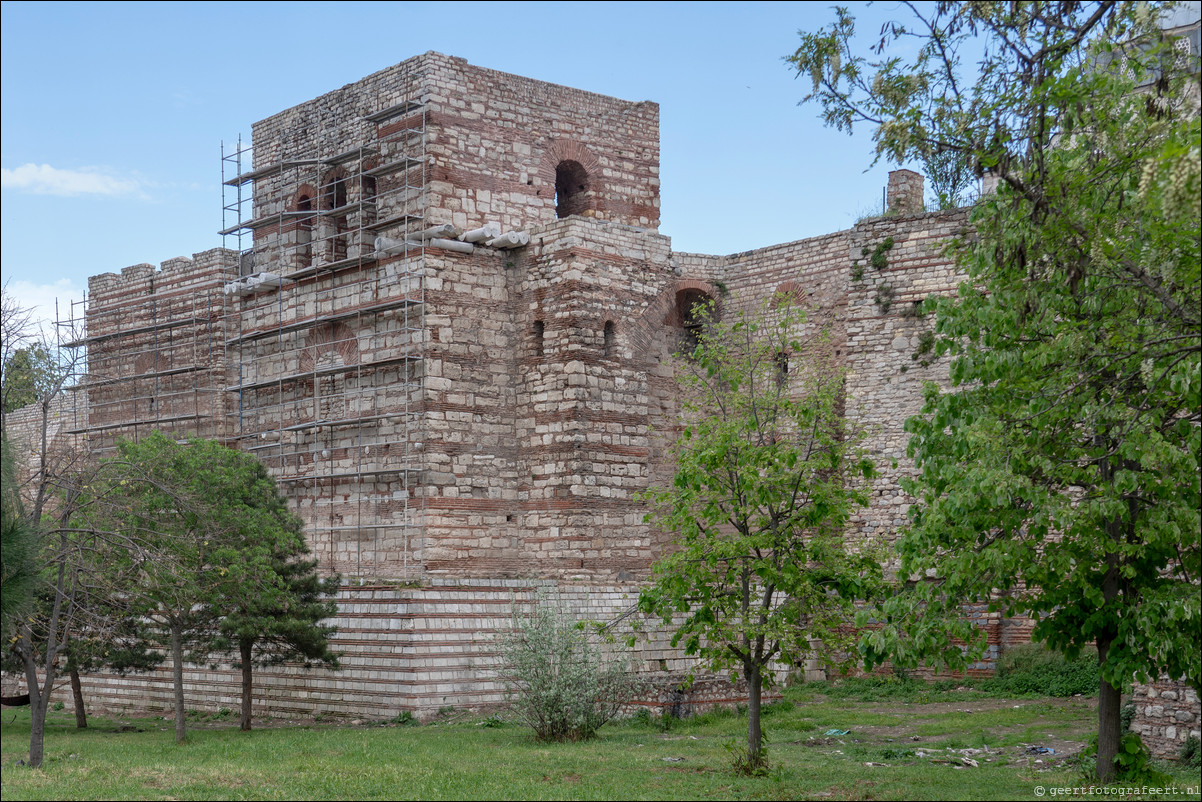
[82,249,238,453]
[1130,679,1201,760]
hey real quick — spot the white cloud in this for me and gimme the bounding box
[2,278,87,342]
[1,163,145,198]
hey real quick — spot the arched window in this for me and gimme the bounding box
[676,288,717,353]
[555,160,590,218]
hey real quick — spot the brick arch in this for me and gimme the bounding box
[666,279,721,327]
[287,184,319,212]
[537,139,603,217]
[299,321,360,373]
[772,280,806,308]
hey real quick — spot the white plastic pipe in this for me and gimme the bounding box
[461,222,501,243]
[485,231,530,249]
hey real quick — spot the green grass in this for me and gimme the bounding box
[3,686,1199,801]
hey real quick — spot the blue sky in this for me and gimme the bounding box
[1,1,925,331]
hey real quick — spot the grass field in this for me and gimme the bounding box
[2,681,1199,801]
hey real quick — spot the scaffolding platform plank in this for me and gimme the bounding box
[227,354,420,392]
[363,212,424,233]
[226,295,422,345]
[364,157,424,177]
[223,159,324,186]
[63,315,217,347]
[66,413,206,435]
[324,146,379,165]
[284,252,382,281]
[364,100,424,123]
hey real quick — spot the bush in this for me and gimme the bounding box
[987,643,1099,697]
[496,592,638,742]
[1181,735,1200,769]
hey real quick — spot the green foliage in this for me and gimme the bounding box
[1121,700,1136,734]
[1,343,62,413]
[1180,734,1201,769]
[792,2,1200,782]
[872,283,894,313]
[639,299,882,772]
[95,432,337,738]
[1082,731,1172,785]
[0,437,40,638]
[921,149,975,210]
[983,644,1100,698]
[496,592,636,742]
[869,238,893,270]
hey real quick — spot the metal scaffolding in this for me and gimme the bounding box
[57,280,229,452]
[218,70,429,581]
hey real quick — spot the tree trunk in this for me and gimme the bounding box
[1095,451,1123,783]
[171,626,187,744]
[240,638,254,731]
[19,631,51,769]
[1096,636,1121,782]
[70,667,87,729]
[746,662,764,770]
[28,692,47,768]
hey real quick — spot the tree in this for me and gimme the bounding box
[205,532,340,731]
[638,299,881,773]
[1,437,40,638]
[2,344,62,414]
[1,287,101,767]
[100,432,339,740]
[791,2,1200,781]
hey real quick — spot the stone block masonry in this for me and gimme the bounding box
[13,52,1190,741]
[1131,680,1201,761]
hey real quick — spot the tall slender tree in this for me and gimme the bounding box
[639,299,881,773]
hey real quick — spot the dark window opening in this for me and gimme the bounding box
[603,321,616,358]
[555,160,590,218]
[533,320,545,358]
[676,288,717,354]
[324,176,348,211]
[321,171,349,262]
[297,193,313,269]
[775,352,789,388]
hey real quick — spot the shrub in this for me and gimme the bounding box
[496,592,638,742]
[1181,735,1200,769]
[987,643,1100,697]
